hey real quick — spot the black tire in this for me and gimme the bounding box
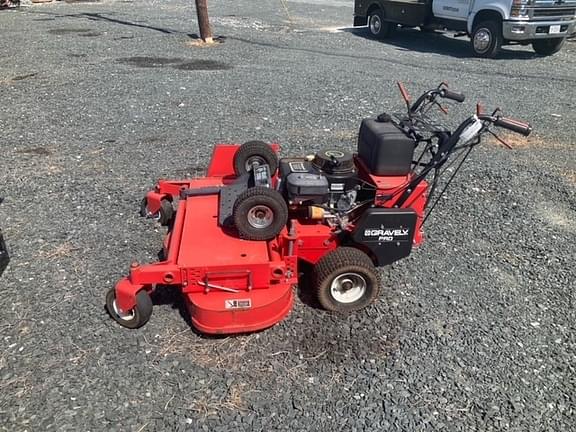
[313,247,380,313]
[233,141,279,177]
[367,8,395,40]
[106,288,153,329]
[532,38,565,56]
[232,186,288,240]
[471,20,502,58]
[140,198,174,226]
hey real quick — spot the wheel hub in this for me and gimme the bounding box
[473,29,491,53]
[369,15,381,35]
[330,273,367,304]
[247,205,273,229]
[112,299,135,321]
[245,156,266,172]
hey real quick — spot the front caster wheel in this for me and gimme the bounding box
[313,247,380,313]
[106,288,153,329]
[140,198,174,226]
[233,186,288,241]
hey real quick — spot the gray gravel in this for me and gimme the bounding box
[1,0,575,430]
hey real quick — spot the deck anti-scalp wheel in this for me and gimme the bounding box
[106,288,153,329]
[140,198,174,226]
[313,247,380,313]
[233,186,288,240]
[233,141,279,176]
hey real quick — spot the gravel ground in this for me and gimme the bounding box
[1,0,575,430]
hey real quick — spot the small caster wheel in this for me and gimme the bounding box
[233,186,288,241]
[233,141,279,176]
[313,247,380,313]
[106,288,153,329]
[140,198,174,226]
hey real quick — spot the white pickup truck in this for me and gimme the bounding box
[354,0,576,57]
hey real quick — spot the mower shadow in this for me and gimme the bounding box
[295,260,323,311]
[348,27,537,60]
[150,284,232,339]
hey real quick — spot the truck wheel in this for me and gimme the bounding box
[233,186,288,240]
[471,21,502,58]
[313,247,380,313]
[106,289,153,329]
[532,38,565,56]
[368,8,394,40]
[233,141,278,176]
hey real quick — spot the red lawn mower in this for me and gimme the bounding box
[106,83,531,334]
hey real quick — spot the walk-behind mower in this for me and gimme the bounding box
[106,83,532,334]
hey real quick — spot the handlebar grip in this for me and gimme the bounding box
[494,117,532,136]
[441,89,465,103]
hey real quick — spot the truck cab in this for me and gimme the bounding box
[354,0,576,57]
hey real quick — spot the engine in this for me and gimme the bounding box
[279,149,362,225]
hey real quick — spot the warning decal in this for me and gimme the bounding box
[225,299,252,309]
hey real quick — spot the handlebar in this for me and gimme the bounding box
[494,117,532,136]
[477,114,532,136]
[440,89,465,103]
[408,85,465,115]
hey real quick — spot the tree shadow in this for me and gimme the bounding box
[348,26,538,60]
[27,9,198,37]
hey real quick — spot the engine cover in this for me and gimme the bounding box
[285,173,329,204]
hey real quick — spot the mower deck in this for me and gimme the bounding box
[178,192,293,334]
[114,145,297,334]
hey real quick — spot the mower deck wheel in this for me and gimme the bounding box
[140,198,174,226]
[233,186,288,240]
[106,288,153,329]
[233,140,279,176]
[313,247,380,313]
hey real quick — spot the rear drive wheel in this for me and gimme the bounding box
[106,289,153,329]
[368,8,395,39]
[233,141,278,176]
[233,186,288,240]
[313,247,380,313]
[471,20,502,58]
[532,38,565,56]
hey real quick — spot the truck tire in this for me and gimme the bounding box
[532,38,565,56]
[471,20,502,58]
[313,247,380,313]
[368,8,395,40]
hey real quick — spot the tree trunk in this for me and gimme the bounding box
[195,0,213,43]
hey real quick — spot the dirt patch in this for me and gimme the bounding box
[48,28,94,35]
[487,132,572,149]
[536,202,575,233]
[16,147,52,156]
[173,60,231,71]
[117,56,185,68]
[0,73,37,85]
[77,32,102,37]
